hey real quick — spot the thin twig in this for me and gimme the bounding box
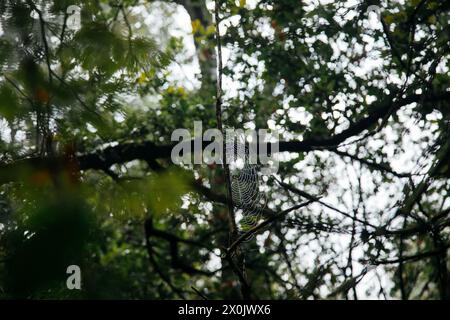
[227,201,313,255]
[366,243,450,265]
[273,176,377,229]
[191,286,209,300]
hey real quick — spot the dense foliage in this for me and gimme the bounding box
[0,0,449,299]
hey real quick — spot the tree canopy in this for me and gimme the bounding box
[0,0,449,299]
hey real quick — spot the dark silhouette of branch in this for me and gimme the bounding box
[226,201,313,255]
[144,221,186,299]
[191,286,209,300]
[1,91,448,185]
[278,91,450,153]
[432,232,449,300]
[144,218,218,276]
[273,176,377,229]
[398,218,407,300]
[366,243,450,265]
[331,148,411,178]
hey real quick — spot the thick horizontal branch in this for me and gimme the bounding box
[366,242,450,265]
[278,91,450,152]
[77,141,173,171]
[377,215,450,238]
[0,91,448,186]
